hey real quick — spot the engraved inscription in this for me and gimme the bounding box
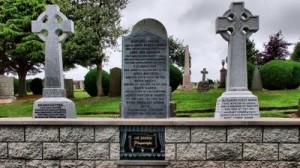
[34,103,67,118]
[122,30,168,118]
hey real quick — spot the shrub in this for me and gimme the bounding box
[30,78,43,95]
[261,60,300,90]
[84,69,110,97]
[247,62,255,89]
[170,64,183,92]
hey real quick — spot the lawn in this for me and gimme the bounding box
[0,88,299,118]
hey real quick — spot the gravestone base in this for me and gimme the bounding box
[215,91,260,119]
[0,97,16,104]
[197,81,210,92]
[33,97,76,118]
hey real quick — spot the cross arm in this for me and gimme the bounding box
[31,20,46,33]
[244,16,259,32]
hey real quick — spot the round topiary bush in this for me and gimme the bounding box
[30,78,43,95]
[84,69,110,97]
[261,60,300,90]
[170,64,183,92]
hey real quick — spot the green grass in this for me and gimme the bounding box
[1,88,300,118]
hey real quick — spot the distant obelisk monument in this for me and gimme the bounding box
[182,45,192,91]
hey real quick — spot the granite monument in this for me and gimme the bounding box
[109,67,121,97]
[197,68,210,92]
[182,45,192,91]
[0,75,15,104]
[215,2,260,119]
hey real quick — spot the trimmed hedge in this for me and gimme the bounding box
[170,64,183,92]
[30,78,43,95]
[84,69,110,97]
[261,60,300,90]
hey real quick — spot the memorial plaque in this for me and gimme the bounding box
[120,126,165,160]
[215,97,259,119]
[121,19,169,118]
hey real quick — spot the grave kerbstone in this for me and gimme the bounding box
[31,5,76,118]
[109,67,121,97]
[251,65,263,91]
[0,75,15,104]
[215,2,260,119]
[182,45,192,91]
[218,59,227,88]
[198,68,210,92]
[120,18,168,161]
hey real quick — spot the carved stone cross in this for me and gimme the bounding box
[201,68,208,82]
[216,2,258,91]
[32,5,74,97]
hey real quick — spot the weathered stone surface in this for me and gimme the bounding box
[264,127,298,142]
[0,143,7,158]
[260,161,298,168]
[165,144,175,160]
[0,75,15,103]
[227,127,262,142]
[189,161,223,168]
[207,143,242,160]
[0,159,25,168]
[26,160,59,168]
[182,45,192,91]
[177,144,205,160]
[60,126,94,142]
[95,126,119,142]
[191,127,226,142]
[109,67,121,97]
[279,144,300,161]
[43,143,76,159]
[0,126,24,141]
[96,161,118,168]
[78,143,109,160]
[225,161,260,168]
[25,126,59,142]
[165,127,190,143]
[64,79,74,98]
[166,161,188,168]
[110,143,120,160]
[244,143,278,160]
[61,160,94,168]
[8,143,42,159]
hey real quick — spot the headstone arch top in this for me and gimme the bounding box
[131,18,167,37]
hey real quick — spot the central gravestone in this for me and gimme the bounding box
[215,2,260,119]
[31,5,76,118]
[120,19,168,162]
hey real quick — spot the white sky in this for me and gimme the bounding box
[30,0,300,82]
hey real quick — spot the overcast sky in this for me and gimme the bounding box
[31,0,300,82]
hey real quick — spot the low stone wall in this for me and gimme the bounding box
[0,118,300,168]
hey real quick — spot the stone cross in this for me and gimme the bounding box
[201,68,208,82]
[32,5,74,97]
[216,2,258,91]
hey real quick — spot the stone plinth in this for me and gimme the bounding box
[218,68,226,88]
[215,91,259,119]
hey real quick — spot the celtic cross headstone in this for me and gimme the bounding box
[215,2,260,119]
[32,5,76,118]
[201,68,208,82]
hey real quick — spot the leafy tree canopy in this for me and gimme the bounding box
[291,41,300,62]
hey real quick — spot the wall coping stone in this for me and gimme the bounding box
[116,160,169,166]
[1,118,300,126]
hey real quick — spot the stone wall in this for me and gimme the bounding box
[0,118,300,168]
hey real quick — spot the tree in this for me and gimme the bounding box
[291,42,300,62]
[63,0,128,96]
[246,38,259,64]
[0,0,45,97]
[257,31,292,64]
[169,36,190,70]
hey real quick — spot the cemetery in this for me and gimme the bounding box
[1,1,300,168]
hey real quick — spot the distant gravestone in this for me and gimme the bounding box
[120,18,168,161]
[251,65,263,91]
[198,68,210,92]
[218,59,227,88]
[0,75,15,104]
[215,2,260,119]
[109,67,121,97]
[32,5,76,118]
[182,45,192,91]
[64,79,74,98]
